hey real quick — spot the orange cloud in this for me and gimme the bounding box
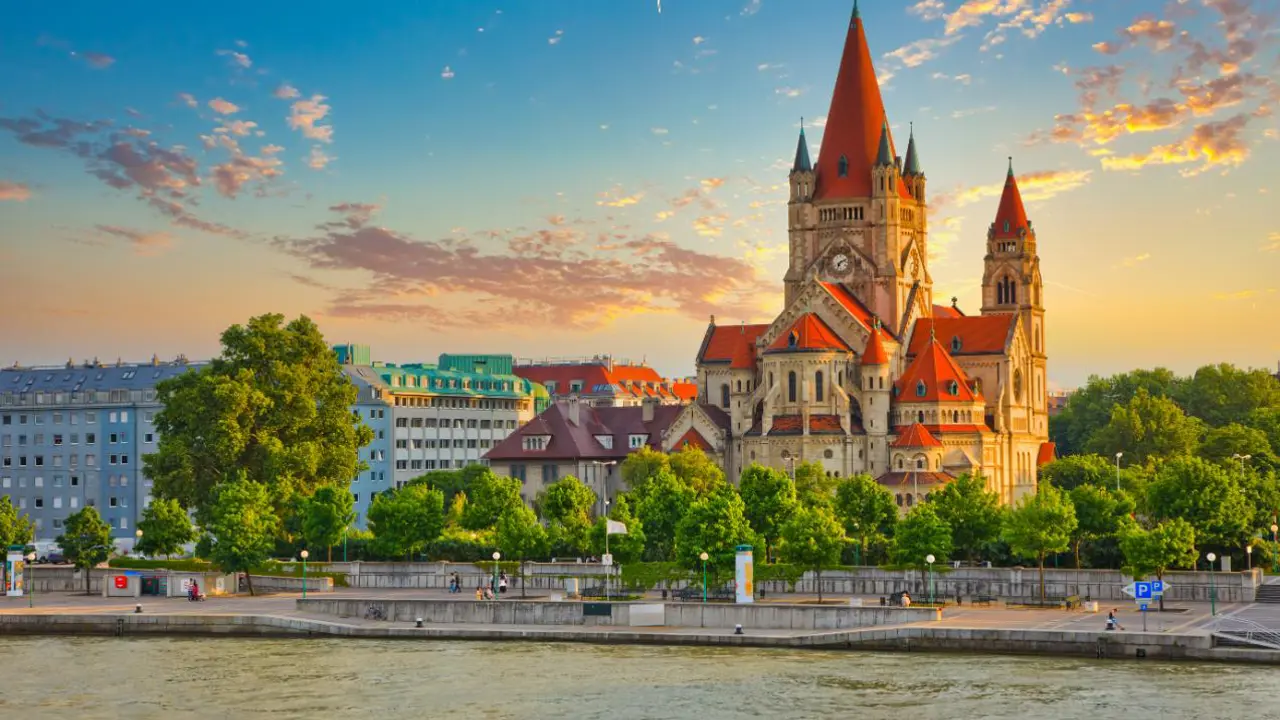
[1101,114,1252,176]
[596,187,644,208]
[939,169,1093,209]
[0,180,31,201]
[288,95,333,143]
[693,214,728,237]
[93,225,174,256]
[207,98,240,115]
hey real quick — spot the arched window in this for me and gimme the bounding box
[769,372,774,389]
[916,458,924,470]
[948,380,959,396]
[896,494,903,507]
[897,457,904,469]
[915,380,927,397]
[838,155,849,178]
[720,384,730,409]
[918,410,925,423]
[815,371,825,402]
[788,331,799,348]
[952,410,960,423]
[879,376,884,390]
[906,494,914,507]
[736,380,742,392]
[951,335,963,353]
[1007,277,1017,304]
[788,371,797,403]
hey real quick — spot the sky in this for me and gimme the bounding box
[1,0,1278,389]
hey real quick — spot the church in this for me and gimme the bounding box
[695,2,1052,507]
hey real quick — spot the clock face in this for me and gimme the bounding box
[831,253,850,274]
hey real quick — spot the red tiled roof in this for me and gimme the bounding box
[992,162,1031,239]
[862,322,889,365]
[769,415,803,434]
[875,471,956,487]
[767,313,853,353]
[891,423,942,448]
[674,428,711,451]
[516,362,691,403]
[819,282,887,335]
[1037,441,1057,466]
[895,335,981,403]
[909,316,1014,356]
[932,304,963,319]
[672,382,698,402]
[923,424,989,434]
[699,323,769,370]
[810,414,844,434]
[610,365,664,383]
[485,400,728,462]
[812,10,912,202]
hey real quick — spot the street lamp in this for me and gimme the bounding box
[852,521,861,567]
[699,552,709,603]
[1246,544,1253,571]
[492,551,501,597]
[1272,524,1279,575]
[1207,552,1217,616]
[1232,454,1252,482]
[926,554,936,605]
[135,529,143,557]
[300,550,309,599]
[25,552,35,608]
[1114,452,1123,492]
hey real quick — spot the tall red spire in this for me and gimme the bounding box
[814,3,910,201]
[992,157,1031,239]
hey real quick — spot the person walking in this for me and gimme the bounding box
[1106,609,1125,631]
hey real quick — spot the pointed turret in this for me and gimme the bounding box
[992,157,1030,239]
[876,121,893,167]
[862,319,889,366]
[903,124,922,176]
[792,126,813,173]
[813,2,910,200]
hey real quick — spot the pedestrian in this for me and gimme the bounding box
[475,585,484,600]
[499,571,508,594]
[1106,609,1124,631]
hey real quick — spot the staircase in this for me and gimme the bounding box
[1255,583,1280,604]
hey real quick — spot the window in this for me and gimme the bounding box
[720,384,730,409]
[87,454,96,467]
[788,372,797,403]
[110,433,118,444]
[395,418,408,428]
[0,477,7,488]
[34,455,43,467]
[53,434,63,446]
[395,460,408,470]
[596,435,614,449]
[522,436,550,451]
[86,433,96,444]
[144,433,154,443]
[110,497,119,508]
[815,372,824,403]
[838,155,849,177]
[34,476,43,488]
[951,336,963,353]
[120,517,128,530]
[915,380,927,398]
[570,381,584,393]
[35,497,44,509]
[395,439,408,449]
[628,434,648,449]
[109,412,118,423]
[916,458,925,470]
[947,380,959,396]
[467,419,478,429]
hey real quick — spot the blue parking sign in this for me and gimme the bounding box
[1134,581,1153,600]
[1152,580,1164,596]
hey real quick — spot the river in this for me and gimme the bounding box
[0,637,1273,718]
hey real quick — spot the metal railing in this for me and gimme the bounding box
[1211,616,1280,650]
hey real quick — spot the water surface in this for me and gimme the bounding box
[0,637,1273,719]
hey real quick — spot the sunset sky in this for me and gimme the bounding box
[1,0,1277,388]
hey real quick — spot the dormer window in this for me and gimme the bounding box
[628,434,648,449]
[948,380,960,396]
[915,380,927,398]
[545,381,557,393]
[838,155,849,177]
[788,331,799,348]
[596,435,614,450]
[570,381,584,393]
[1003,220,1011,233]
[521,435,551,451]
[951,336,963,353]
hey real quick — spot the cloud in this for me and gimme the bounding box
[693,36,706,45]
[1213,289,1276,301]
[273,83,301,100]
[932,72,973,85]
[596,187,644,208]
[951,106,997,119]
[176,92,198,108]
[884,36,959,68]
[909,0,947,22]
[700,177,727,191]
[288,95,333,143]
[274,203,770,329]
[1263,232,1280,252]
[937,169,1093,209]
[215,119,258,136]
[441,65,455,79]
[741,0,762,16]
[79,52,115,69]
[655,210,675,222]
[774,86,803,98]
[1093,17,1179,55]
[92,225,174,256]
[208,98,240,115]
[307,146,334,170]
[693,214,728,237]
[941,0,1085,49]
[216,48,252,69]
[1101,114,1253,176]
[548,29,564,45]
[1116,252,1152,269]
[650,127,669,135]
[211,148,284,198]
[0,181,32,201]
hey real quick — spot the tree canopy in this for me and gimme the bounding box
[738,464,797,560]
[793,460,839,509]
[461,471,524,531]
[539,476,596,558]
[368,483,446,561]
[833,474,897,564]
[930,473,1004,562]
[0,496,32,550]
[889,504,953,573]
[589,494,646,564]
[300,485,356,562]
[1086,388,1203,467]
[135,498,196,559]
[673,489,757,582]
[495,506,549,597]
[668,445,727,495]
[1120,518,1198,582]
[778,505,846,601]
[632,469,697,561]
[1003,484,1077,599]
[203,476,280,595]
[1144,456,1251,550]
[56,506,113,594]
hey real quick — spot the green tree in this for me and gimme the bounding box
[930,473,1004,563]
[1051,368,1184,455]
[673,489,757,584]
[144,313,373,523]
[621,446,671,494]
[367,483,446,561]
[888,504,953,587]
[494,506,549,597]
[778,505,846,602]
[1002,485,1077,600]
[0,495,33,549]
[405,466,487,508]
[56,507,113,594]
[1120,518,1198,610]
[833,475,897,565]
[1039,454,1118,491]
[300,485,356,562]
[1145,456,1251,550]
[1246,407,1280,457]
[738,464,797,561]
[633,470,696,561]
[1068,484,1134,569]
[1179,363,1280,428]
[134,498,196,559]
[669,445,727,495]
[1087,388,1203,466]
[793,461,839,508]
[539,476,596,558]
[588,495,646,565]
[204,476,281,596]
[1198,423,1276,470]
[461,471,524,530]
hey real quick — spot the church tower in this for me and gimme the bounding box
[981,159,1045,357]
[781,0,930,330]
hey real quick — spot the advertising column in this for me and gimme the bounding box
[5,547,25,597]
[734,545,754,604]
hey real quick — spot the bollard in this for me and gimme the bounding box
[734,624,743,635]
[416,618,424,628]
[135,604,142,614]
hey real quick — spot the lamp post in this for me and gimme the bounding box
[1247,545,1253,571]
[784,456,795,480]
[852,521,861,567]
[926,554,936,605]
[343,526,349,563]
[1272,524,1279,575]
[25,552,36,608]
[134,528,143,557]
[1114,451,1123,492]
[300,550,309,599]
[699,551,709,603]
[492,551,501,597]
[1207,552,1217,616]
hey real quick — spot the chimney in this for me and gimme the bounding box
[566,397,581,427]
[642,396,657,423]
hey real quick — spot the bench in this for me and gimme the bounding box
[1007,595,1081,610]
[673,587,735,602]
[972,594,997,606]
[580,585,645,599]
